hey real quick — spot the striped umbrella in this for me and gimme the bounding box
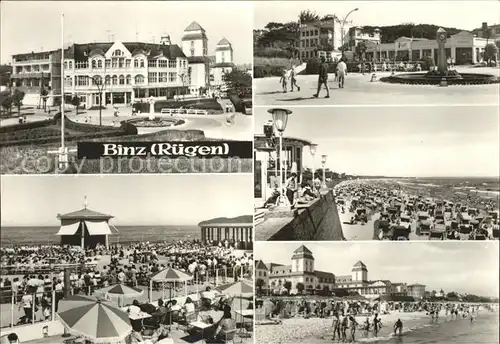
[151,268,193,282]
[96,284,144,307]
[215,280,253,297]
[57,295,132,343]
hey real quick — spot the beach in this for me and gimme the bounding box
[255,309,499,344]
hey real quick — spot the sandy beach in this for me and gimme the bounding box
[256,311,433,344]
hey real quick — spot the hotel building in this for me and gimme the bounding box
[255,245,426,299]
[10,21,235,107]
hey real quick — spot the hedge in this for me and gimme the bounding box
[0,118,54,134]
[132,98,222,113]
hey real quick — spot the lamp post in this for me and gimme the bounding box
[268,108,292,208]
[309,144,318,191]
[86,75,108,126]
[339,8,359,57]
[321,154,328,189]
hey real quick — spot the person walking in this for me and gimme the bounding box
[337,59,348,89]
[313,56,330,98]
[289,66,300,92]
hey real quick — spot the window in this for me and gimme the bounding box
[75,61,88,69]
[148,60,157,68]
[33,65,40,72]
[149,72,157,83]
[159,72,168,82]
[112,59,118,68]
[105,59,111,68]
[190,41,195,56]
[135,75,144,84]
[168,59,176,68]
[119,75,125,85]
[126,75,131,84]
[97,60,102,68]
[140,59,144,68]
[158,59,168,68]
[93,75,102,85]
[64,77,72,87]
[112,75,118,85]
[113,49,122,56]
[105,75,111,85]
[118,58,124,68]
[76,76,88,86]
[168,72,176,82]
[221,52,225,63]
[125,59,131,68]
[64,61,68,69]
[91,60,97,69]
[134,59,139,68]
[69,61,73,69]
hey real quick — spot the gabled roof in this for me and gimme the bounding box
[291,245,314,260]
[352,260,367,269]
[65,42,186,61]
[185,21,205,32]
[255,260,268,270]
[217,37,231,46]
[57,208,113,220]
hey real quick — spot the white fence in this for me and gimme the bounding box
[160,108,208,116]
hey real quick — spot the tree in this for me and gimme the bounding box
[12,89,25,115]
[355,41,368,61]
[284,280,292,294]
[299,10,319,24]
[223,68,252,97]
[0,90,12,116]
[446,291,459,300]
[71,95,81,115]
[322,285,330,296]
[484,43,498,65]
[296,282,305,295]
[256,278,265,295]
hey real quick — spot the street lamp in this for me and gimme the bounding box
[309,143,318,190]
[86,75,108,126]
[339,8,359,57]
[268,108,292,208]
[321,154,328,189]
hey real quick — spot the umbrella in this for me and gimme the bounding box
[96,284,144,307]
[150,267,193,303]
[215,280,254,330]
[57,295,132,343]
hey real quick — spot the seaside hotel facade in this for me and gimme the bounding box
[9,21,235,107]
[256,245,427,299]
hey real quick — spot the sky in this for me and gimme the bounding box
[254,1,500,31]
[0,1,253,64]
[254,106,500,178]
[0,175,253,227]
[256,242,500,298]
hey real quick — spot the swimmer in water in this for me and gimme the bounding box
[394,318,403,336]
[363,317,371,331]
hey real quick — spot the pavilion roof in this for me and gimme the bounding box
[57,208,113,220]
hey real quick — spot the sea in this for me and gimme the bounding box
[0,225,200,246]
[315,311,500,344]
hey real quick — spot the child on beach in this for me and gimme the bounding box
[393,318,403,335]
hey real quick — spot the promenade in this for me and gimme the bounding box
[254,66,500,106]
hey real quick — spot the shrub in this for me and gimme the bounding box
[0,119,54,134]
[420,56,435,71]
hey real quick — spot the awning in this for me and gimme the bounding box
[56,221,81,236]
[84,221,112,235]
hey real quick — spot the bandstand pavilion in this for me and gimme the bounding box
[56,205,118,249]
[254,133,312,207]
[198,215,253,250]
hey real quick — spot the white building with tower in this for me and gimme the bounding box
[256,245,426,298]
[181,21,210,96]
[211,38,235,88]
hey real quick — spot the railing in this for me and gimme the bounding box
[160,108,208,115]
[0,263,98,276]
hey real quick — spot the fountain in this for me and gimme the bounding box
[380,28,499,86]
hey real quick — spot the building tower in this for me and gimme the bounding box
[352,261,368,282]
[160,33,171,45]
[181,21,210,94]
[215,38,233,64]
[181,21,208,57]
[291,245,315,273]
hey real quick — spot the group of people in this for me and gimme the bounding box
[263,174,323,209]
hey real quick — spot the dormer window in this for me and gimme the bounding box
[113,49,122,57]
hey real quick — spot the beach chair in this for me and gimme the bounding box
[222,329,238,343]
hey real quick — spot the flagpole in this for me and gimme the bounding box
[60,13,68,170]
